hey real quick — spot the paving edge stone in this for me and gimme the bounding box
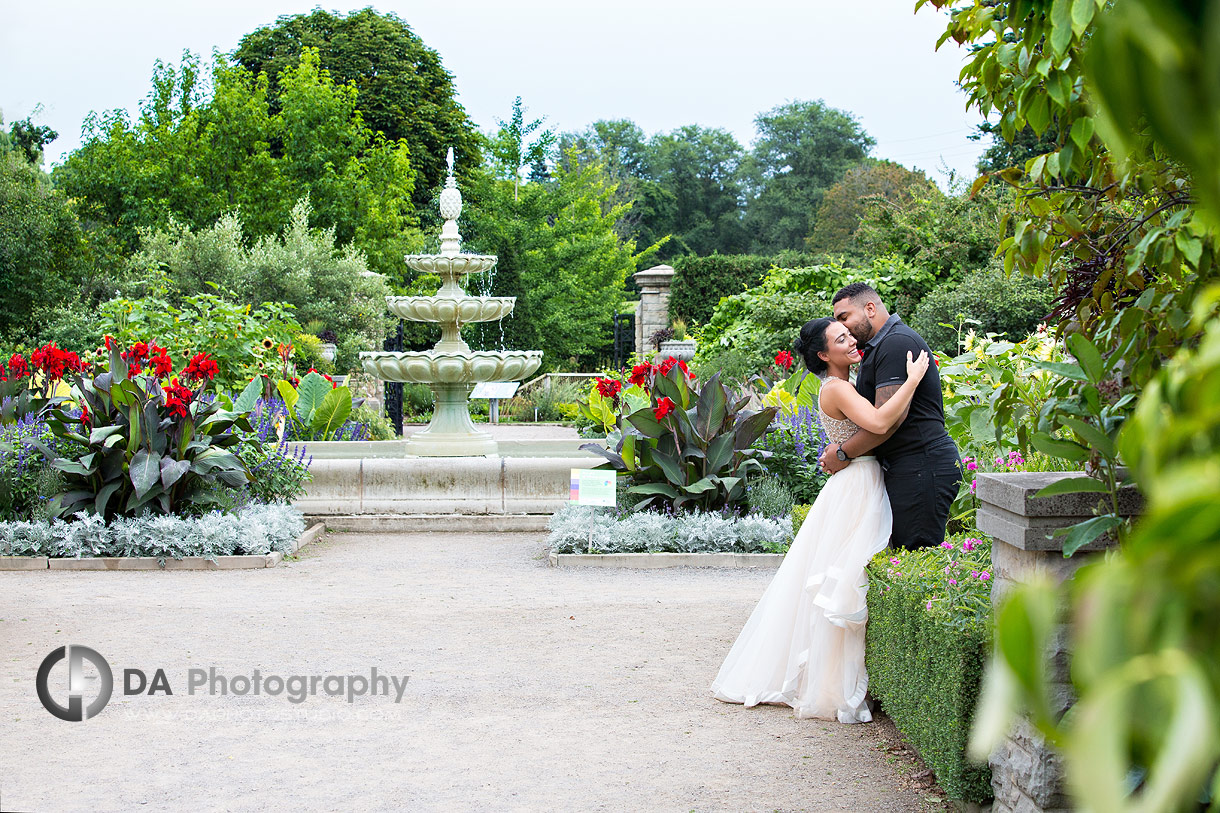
[548,552,785,569]
[0,521,325,571]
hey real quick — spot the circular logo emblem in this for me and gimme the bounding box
[36,645,113,721]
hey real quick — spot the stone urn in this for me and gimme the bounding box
[658,339,697,361]
[318,343,337,364]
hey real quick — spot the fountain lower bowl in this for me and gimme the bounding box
[386,296,516,324]
[360,350,542,384]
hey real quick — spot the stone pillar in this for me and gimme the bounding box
[634,264,675,356]
[976,471,1143,813]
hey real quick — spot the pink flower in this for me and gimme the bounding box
[925,601,933,610]
[889,557,901,566]
[966,460,978,471]
[962,538,978,552]
[940,541,954,550]
[948,579,958,586]
[980,571,991,581]
[971,570,980,578]
[970,479,977,494]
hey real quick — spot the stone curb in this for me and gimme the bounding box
[0,521,325,571]
[548,552,785,569]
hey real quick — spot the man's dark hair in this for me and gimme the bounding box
[832,282,880,308]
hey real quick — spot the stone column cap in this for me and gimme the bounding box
[976,471,1144,518]
[634,264,676,289]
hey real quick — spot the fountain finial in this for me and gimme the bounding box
[438,147,463,256]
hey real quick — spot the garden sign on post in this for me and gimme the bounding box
[570,469,616,554]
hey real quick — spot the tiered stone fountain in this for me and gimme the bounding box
[361,150,542,456]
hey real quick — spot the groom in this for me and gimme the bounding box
[817,283,961,550]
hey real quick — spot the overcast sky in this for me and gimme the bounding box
[0,0,987,185]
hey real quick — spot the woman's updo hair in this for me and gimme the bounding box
[793,317,835,376]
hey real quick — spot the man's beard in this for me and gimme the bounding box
[851,320,875,345]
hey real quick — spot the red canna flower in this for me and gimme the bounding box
[657,357,691,378]
[775,350,794,370]
[162,379,194,418]
[7,353,28,379]
[628,363,653,388]
[182,352,219,385]
[595,377,622,399]
[654,396,676,421]
[150,349,174,378]
[79,403,91,427]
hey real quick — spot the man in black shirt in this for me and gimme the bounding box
[816,283,962,549]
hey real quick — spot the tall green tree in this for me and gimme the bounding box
[743,100,875,253]
[233,7,481,212]
[53,50,422,280]
[0,155,93,343]
[462,149,640,368]
[807,159,934,254]
[647,125,749,258]
[488,97,555,199]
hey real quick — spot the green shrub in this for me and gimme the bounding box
[910,266,1054,354]
[668,254,776,326]
[747,476,794,519]
[0,416,74,521]
[790,503,811,537]
[402,383,434,419]
[292,333,333,375]
[351,404,396,440]
[98,292,300,393]
[522,381,583,422]
[235,437,312,505]
[865,535,994,804]
[758,407,829,504]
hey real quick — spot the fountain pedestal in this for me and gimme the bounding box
[360,148,542,457]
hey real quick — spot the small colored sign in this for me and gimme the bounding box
[570,469,616,506]
[470,382,520,399]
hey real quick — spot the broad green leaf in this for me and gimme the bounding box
[276,379,299,412]
[994,582,1057,729]
[233,377,263,414]
[969,405,995,446]
[1069,116,1094,152]
[626,482,679,499]
[88,425,124,445]
[1032,432,1090,463]
[1059,416,1116,459]
[94,481,122,517]
[682,477,718,496]
[129,449,162,498]
[626,407,665,439]
[650,449,685,486]
[1036,361,1089,381]
[295,372,331,424]
[1066,333,1105,382]
[311,387,353,438]
[1056,514,1123,556]
[52,460,93,476]
[705,433,735,474]
[159,458,191,490]
[126,403,142,453]
[620,435,636,472]
[1050,0,1074,57]
[694,375,727,441]
[1033,476,1110,497]
[734,408,777,449]
[1070,0,1095,35]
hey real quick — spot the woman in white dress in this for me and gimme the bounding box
[711,317,929,723]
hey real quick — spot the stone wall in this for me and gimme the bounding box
[634,265,675,355]
[976,471,1143,813]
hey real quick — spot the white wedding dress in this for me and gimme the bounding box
[711,394,892,723]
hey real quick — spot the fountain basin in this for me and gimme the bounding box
[361,350,542,384]
[387,296,517,324]
[404,254,497,277]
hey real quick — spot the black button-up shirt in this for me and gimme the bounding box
[854,315,951,461]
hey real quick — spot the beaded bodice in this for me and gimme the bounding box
[817,381,861,445]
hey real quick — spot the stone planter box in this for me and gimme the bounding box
[0,522,325,571]
[658,339,697,361]
[975,471,1143,813]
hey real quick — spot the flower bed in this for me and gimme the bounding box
[0,503,304,559]
[547,504,789,554]
[864,534,994,804]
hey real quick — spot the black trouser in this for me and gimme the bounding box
[881,438,962,550]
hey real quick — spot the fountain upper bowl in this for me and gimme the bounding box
[404,254,497,277]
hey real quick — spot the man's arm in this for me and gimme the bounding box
[818,383,906,473]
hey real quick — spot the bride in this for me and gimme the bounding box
[711,316,929,723]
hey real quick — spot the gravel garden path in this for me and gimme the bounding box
[1,530,946,812]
